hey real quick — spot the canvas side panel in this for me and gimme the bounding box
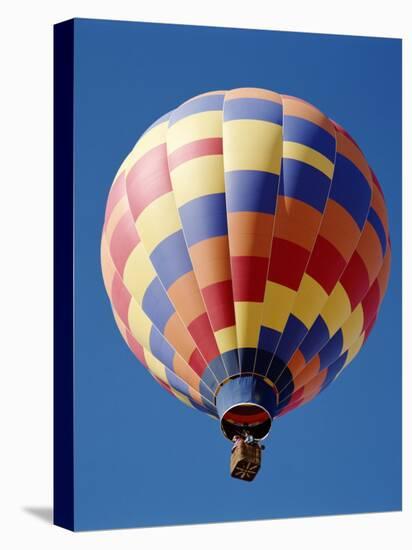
[53,19,75,532]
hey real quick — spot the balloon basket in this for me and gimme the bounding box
[230,440,261,482]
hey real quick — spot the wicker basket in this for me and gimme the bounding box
[230,440,261,481]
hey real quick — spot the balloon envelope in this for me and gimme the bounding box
[101,88,390,440]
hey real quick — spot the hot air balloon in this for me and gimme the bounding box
[101,88,390,482]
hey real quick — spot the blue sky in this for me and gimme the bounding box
[73,19,401,530]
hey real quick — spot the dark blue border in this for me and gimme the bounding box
[53,19,75,532]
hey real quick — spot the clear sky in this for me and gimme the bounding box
[73,18,401,530]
